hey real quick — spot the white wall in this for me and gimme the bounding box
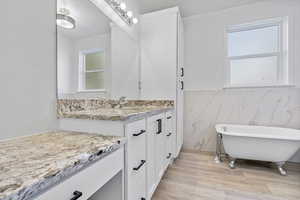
[0,0,57,139]
[183,0,300,162]
[184,0,300,90]
[110,24,140,99]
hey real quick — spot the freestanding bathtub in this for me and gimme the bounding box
[215,124,300,175]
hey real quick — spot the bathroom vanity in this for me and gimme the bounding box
[0,131,125,200]
[57,99,177,200]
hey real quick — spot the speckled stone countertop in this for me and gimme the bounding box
[57,99,174,121]
[0,131,125,200]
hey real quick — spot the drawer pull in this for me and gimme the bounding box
[141,198,146,200]
[133,160,146,171]
[133,130,146,137]
[156,119,162,134]
[167,132,172,137]
[167,116,172,119]
[166,153,172,159]
[70,191,82,200]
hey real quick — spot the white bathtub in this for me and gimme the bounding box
[215,124,300,175]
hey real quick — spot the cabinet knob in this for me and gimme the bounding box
[167,116,172,120]
[70,191,82,200]
[141,198,146,200]
[167,132,172,137]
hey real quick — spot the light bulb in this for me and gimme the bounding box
[127,11,133,18]
[120,2,126,10]
[132,17,138,24]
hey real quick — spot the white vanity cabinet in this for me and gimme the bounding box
[59,110,175,200]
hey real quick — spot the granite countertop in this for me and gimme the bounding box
[59,106,174,121]
[57,99,175,121]
[0,131,125,200]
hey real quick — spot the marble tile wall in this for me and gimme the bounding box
[184,87,300,161]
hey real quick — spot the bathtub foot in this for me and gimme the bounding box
[229,159,236,169]
[214,155,222,163]
[276,162,287,176]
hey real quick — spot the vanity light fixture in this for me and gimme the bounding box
[120,2,127,10]
[56,8,76,29]
[126,11,133,18]
[104,0,138,25]
[132,17,138,24]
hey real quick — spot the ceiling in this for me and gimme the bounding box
[57,0,111,40]
[139,0,265,17]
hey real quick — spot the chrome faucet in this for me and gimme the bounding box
[118,96,128,108]
[112,96,128,108]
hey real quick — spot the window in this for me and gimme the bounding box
[226,18,289,87]
[79,49,105,92]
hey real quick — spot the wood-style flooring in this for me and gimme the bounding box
[152,151,300,200]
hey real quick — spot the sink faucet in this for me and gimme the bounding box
[112,96,128,108]
[118,96,128,108]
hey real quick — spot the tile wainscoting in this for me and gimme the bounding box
[184,87,300,162]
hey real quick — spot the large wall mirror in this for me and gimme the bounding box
[57,0,140,99]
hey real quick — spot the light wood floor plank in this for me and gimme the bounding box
[152,151,300,200]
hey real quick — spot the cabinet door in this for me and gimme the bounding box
[155,117,166,182]
[141,9,177,100]
[146,113,165,199]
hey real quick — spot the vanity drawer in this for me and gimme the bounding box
[36,148,124,200]
[126,119,147,165]
[128,161,147,200]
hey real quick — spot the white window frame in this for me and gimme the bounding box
[224,17,290,88]
[78,48,106,92]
